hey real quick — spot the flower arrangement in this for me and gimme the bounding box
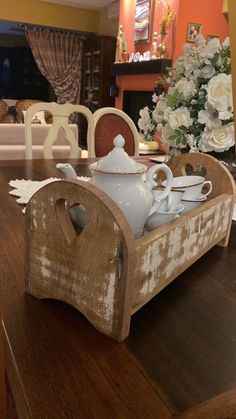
[138,35,234,155]
[160,5,175,35]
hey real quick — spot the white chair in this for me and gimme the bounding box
[88,107,139,158]
[25,102,93,159]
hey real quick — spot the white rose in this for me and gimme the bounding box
[186,134,195,147]
[206,118,222,130]
[138,106,151,131]
[175,78,196,100]
[200,123,234,152]
[198,107,222,129]
[196,38,220,63]
[195,35,205,47]
[161,123,174,145]
[205,37,221,56]
[201,64,215,79]
[169,107,193,130]
[152,98,170,123]
[152,93,159,103]
[183,43,192,56]
[175,57,185,76]
[215,56,223,68]
[198,109,211,124]
[222,36,230,48]
[218,110,233,120]
[206,73,233,112]
[184,55,200,76]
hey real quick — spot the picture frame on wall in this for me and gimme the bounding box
[134,0,153,43]
[207,35,219,42]
[186,22,202,42]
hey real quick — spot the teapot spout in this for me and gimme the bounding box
[56,163,77,179]
[56,163,86,229]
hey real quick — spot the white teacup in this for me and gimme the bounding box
[146,204,184,231]
[153,188,184,212]
[162,175,212,200]
[181,196,206,214]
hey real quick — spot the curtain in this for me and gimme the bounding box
[25,29,83,104]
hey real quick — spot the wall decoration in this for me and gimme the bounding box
[186,22,202,42]
[207,35,219,42]
[158,6,175,59]
[134,0,153,43]
[114,25,129,63]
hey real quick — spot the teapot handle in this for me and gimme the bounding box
[147,164,173,217]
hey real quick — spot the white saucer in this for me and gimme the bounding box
[182,196,207,203]
[146,204,184,231]
[157,203,184,215]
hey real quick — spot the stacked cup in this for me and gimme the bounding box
[145,187,184,231]
[162,175,212,214]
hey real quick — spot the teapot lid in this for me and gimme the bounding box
[91,135,145,174]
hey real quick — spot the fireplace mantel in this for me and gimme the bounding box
[111,59,172,76]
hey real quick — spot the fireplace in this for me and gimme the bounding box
[123,90,154,128]
[114,59,171,112]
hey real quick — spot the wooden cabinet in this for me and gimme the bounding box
[223,0,228,16]
[79,34,116,148]
[81,35,116,112]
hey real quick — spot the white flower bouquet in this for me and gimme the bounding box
[138,35,234,155]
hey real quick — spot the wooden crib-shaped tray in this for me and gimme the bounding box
[25,153,236,341]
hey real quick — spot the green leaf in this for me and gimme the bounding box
[165,89,183,108]
[165,94,177,108]
[168,134,176,142]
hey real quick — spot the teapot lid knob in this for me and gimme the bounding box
[92,134,145,174]
[114,135,125,149]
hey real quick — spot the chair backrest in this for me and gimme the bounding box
[0,100,8,122]
[88,107,139,158]
[25,102,93,159]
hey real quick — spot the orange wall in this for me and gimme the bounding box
[116,0,180,108]
[175,0,228,57]
[120,0,228,59]
[116,0,229,109]
[120,0,180,60]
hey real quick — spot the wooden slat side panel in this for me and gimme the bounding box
[25,180,136,341]
[132,196,233,312]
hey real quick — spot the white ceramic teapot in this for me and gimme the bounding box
[57,135,173,237]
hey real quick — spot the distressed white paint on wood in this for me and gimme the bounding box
[132,196,233,313]
[98,273,116,321]
[25,179,135,341]
[38,246,52,281]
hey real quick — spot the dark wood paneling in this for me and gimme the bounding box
[110,59,172,76]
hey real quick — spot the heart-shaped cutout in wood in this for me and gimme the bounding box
[185,163,207,177]
[55,198,87,245]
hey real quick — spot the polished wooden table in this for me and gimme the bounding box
[0,157,236,419]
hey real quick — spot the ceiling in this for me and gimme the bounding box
[40,0,117,10]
